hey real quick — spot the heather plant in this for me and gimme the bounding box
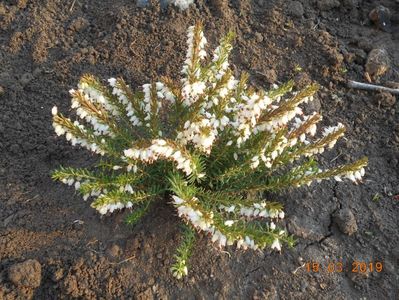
[51,23,367,279]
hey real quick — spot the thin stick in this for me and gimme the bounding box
[70,0,77,11]
[108,255,136,265]
[347,80,399,95]
[292,263,306,275]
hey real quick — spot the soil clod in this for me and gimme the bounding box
[287,1,304,18]
[8,259,42,288]
[365,48,391,80]
[334,208,358,235]
[369,6,391,32]
[376,91,396,107]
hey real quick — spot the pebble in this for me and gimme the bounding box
[287,1,304,18]
[9,259,42,288]
[255,32,263,43]
[365,48,390,80]
[334,208,358,235]
[0,85,4,95]
[369,6,391,32]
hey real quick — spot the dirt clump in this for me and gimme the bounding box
[365,48,391,80]
[376,91,396,107]
[286,1,304,18]
[8,259,42,288]
[369,5,392,32]
[334,208,358,236]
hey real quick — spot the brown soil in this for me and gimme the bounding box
[0,0,398,299]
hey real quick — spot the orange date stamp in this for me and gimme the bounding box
[305,261,383,273]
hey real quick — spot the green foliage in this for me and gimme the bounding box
[171,225,196,279]
[51,23,367,278]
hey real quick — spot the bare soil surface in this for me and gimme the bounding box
[0,0,398,299]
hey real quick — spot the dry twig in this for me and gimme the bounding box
[348,80,399,95]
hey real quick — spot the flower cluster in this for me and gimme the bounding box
[172,195,285,251]
[52,23,367,279]
[124,139,199,176]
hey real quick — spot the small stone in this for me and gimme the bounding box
[9,259,42,288]
[369,6,391,32]
[334,208,357,235]
[287,1,304,18]
[254,32,263,43]
[317,0,340,11]
[0,85,4,95]
[376,91,396,107]
[365,48,390,80]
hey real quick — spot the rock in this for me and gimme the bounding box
[369,6,391,32]
[334,208,357,235]
[317,0,340,11]
[287,1,304,18]
[0,85,4,96]
[376,91,396,107]
[255,32,263,43]
[9,259,42,288]
[365,48,390,80]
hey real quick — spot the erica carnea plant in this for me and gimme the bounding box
[51,23,367,279]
